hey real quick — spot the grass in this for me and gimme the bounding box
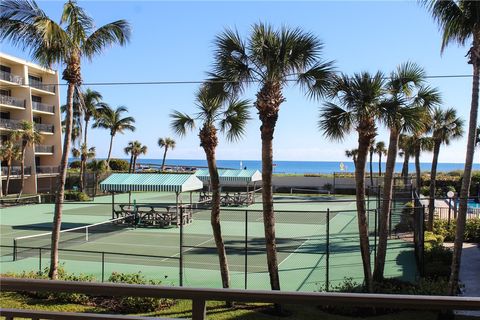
[0,291,445,320]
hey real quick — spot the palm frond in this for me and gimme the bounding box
[170,110,195,137]
[318,102,352,141]
[297,61,336,100]
[83,20,131,60]
[219,99,251,142]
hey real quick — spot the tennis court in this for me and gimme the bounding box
[0,191,416,291]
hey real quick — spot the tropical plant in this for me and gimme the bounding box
[345,149,359,167]
[93,104,136,166]
[0,135,21,196]
[71,143,96,189]
[87,159,108,196]
[125,141,147,173]
[399,134,415,179]
[413,135,434,192]
[171,84,250,291]
[11,121,42,198]
[427,107,464,231]
[423,0,480,295]
[373,63,441,282]
[369,142,375,187]
[211,23,334,292]
[158,137,176,171]
[319,71,385,292]
[0,0,131,279]
[374,141,387,176]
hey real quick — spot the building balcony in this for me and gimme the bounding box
[36,165,60,175]
[34,123,54,134]
[1,166,31,177]
[29,78,55,93]
[35,144,54,154]
[0,118,23,130]
[0,70,24,85]
[32,101,55,114]
[0,94,26,109]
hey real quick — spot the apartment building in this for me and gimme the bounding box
[0,52,62,194]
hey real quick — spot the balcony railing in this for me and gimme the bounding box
[29,78,55,93]
[32,101,55,113]
[36,165,60,174]
[0,70,24,84]
[1,166,31,176]
[0,118,23,130]
[35,144,54,154]
[34,123,54,133]
[0,94,25,108]
[0,278,479,320]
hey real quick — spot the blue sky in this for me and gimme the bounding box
[1,1,476,163]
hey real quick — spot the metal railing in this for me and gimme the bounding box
[32,101,55,113]
[0,166,31,176]
[1,278,479,320]
[0,118,23,130]
[34,123,54,133]
[36,165,60,174]
[35,144,54,153]
[0,94,25,108]
[0,70,24,84]
[29,78,55,93]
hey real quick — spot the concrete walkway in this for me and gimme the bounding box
[444,242,480,318]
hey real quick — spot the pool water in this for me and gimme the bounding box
[468,200,480,209]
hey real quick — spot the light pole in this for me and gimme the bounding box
[447,190,455,225]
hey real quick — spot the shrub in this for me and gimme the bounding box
[420,186,429,196]
[108,159,129,171]
[105,272,173,313]
[433,218,480,243]
[64,191,90,201]
[69,160,81,169]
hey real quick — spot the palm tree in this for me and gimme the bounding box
[0,0,130,279]
[124,141,135,173]
[88,159,108,196]
[413,136,434,192]
[129,141,148,173]
[399,134,415,180]
[345,149,359,168]
[158,137,176,171]
[320,71,385,292]
[423,0,480,295]
[71,143,95,190]
[374,141,387,176]
[0,135,21,196]
[369,142,376,188]
[11,121,42,198]
[171,84,250,291]
[373,64,441,282]
[93,104,136,167]
[427,107,464,231]
[211,23,334,291]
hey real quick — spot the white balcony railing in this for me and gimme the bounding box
[35,144,54,153]
[29,78,55,93]
[36,165,60,174]
[0,94,25,108]
[32,101,55,113]
[0,70,24,84]
[34,123,54,133]
[0,118,23,130]
[1,166,31,176]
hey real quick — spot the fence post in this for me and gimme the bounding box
[325,208,330,292]
[420,205,425,277]
[179,206,184,287]
[101,252,105,283]
[374,209,377,264]
[39,248,42,274]
[192,298,206,320]
[13,239,17,261]
[244,210,248,290]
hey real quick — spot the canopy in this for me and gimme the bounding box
[195,169,262,185]
[99,173,203,193]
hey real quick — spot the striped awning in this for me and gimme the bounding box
[195,169,262,184]
[99,173,203,193]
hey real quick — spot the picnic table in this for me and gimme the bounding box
[114,204,192,228]
[198,191,255,207]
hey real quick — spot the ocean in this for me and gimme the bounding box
[132,159,480,175]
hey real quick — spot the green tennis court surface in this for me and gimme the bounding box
[0,192,416,291]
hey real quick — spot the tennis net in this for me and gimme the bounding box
[13,215,133,260]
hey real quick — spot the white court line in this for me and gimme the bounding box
[160,237,215,262]
[278,238,313,267]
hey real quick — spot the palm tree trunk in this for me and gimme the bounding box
[49,82,75,280]
[106,134,114,168]
[81,119,89,192]
[378,153,382,176]
[128,154,133,173]
[448,50,480,295]
[373,128,399,282]
[257,82,282,293]
[132,155,137,173]
[369,149,374,189]
[161,147,168,171]
[18,143,26,199]
[79,153,85,192]
[355,132,373,292]
[5,159,12,196]
[427,140,441,231]
[415,145,422,194]
[401,151,410,186]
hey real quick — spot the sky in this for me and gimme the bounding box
[1,0,477,164]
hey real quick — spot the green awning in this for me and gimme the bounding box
[99,173,203,193]
[195,169,262,184]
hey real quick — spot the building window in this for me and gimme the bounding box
[29,75,42,83]
[32,95,42,103]
[0,65,11,73]
[33,116,42,124]
[0,112,10,119]
[0,89,11,96]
